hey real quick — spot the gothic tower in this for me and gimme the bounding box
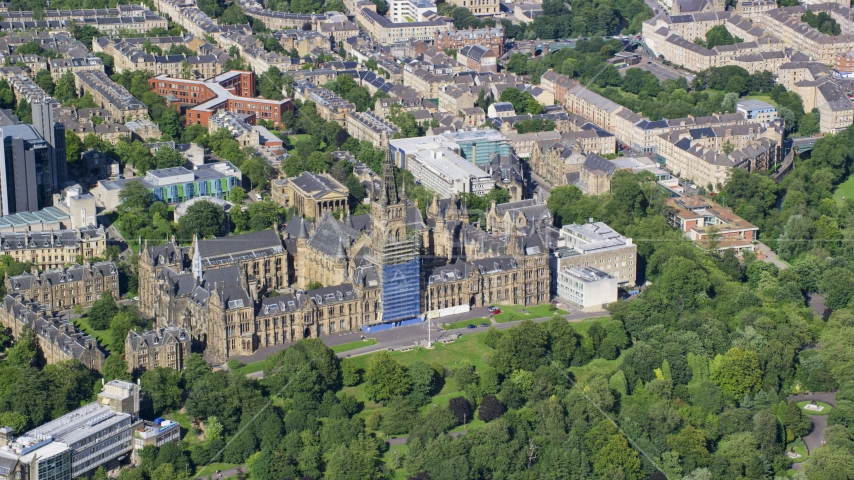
[369,149,422,324]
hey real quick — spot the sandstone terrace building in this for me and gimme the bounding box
[95,36,227,79]
[347,110,400,149]
[352,0,453,46]
[74,70,149,122]
[153,0,252,42]
[48,57,105,82]
[0,296,105,369]
[5,261,120,312]
[778,61,854,133]
[235,0,342,30]
[0,227,107,271]
[0,4,168,34]
[292,81,355,128]
[149,70,294,127]
[758,3,854,65]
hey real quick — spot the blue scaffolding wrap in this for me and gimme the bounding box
[381,258,421,323]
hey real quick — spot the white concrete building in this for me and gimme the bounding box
[556,266,618,312]
[407,148,495,197]
[389,0,437,23]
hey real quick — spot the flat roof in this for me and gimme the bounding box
[411,148,491,181]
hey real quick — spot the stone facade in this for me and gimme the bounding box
[270,172,349,220]
[0,295,105,370]
[125,325,191,372]
[0,227,107,271]
[6,262,119,312]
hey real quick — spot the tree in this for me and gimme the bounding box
[101,355,131,383]
[710,347,762,400]
[230,185,247,204]
[109,309,145,354]
[341,358,361,386]
[365,351,410,404]
[43,360,95,417]
[154,146,186,170]
[593,434,643,480]
[87,291,118,330]
[177,200,225,240]
[477,394,505,422]
[448,396,471,426]
[204,416,223,441]
[258,67,285,100]
[182,353,212,389]
[804,445,854,480]
[33,69,55,95]
[141,367,183,415]
[819,326,854,382]
[15,98,31,124]
[247,200,280,231]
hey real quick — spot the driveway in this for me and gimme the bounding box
[755,243,788,270]
[787,391,836,470]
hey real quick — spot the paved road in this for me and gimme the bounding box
[195,464,246,480]
[787,391,837,470]
[237,307,610,378]
[755,242,788,270]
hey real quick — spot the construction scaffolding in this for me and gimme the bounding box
[371,232,421,323]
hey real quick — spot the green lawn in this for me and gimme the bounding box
[570,316,612,334]
[165,411,200,445]
[833,173,854,205]
[787,438,808,460]
[745,95,778,107]
[331,338,378,354]
[492,304,565,323]
[71,315,118,352]
[238,360,267,375]
[194,462,239,479]
[289,134,311,143]
[382,444,409,480]
[346,333,495,374]
[798,400,833,415]
[445,318,490,330]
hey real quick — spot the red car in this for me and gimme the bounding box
[487,306,501,315]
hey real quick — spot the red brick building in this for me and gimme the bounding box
[835,52,854,73]
[148,70,294,126]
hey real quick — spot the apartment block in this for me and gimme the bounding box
[667,196,758,252]
[353,1,452,45]
[434,25,504,56]
[48,56,104,81]
[0,295,105,370]
[563,84,623,132]
[74,70,148,122]
[445,0,499,15]
[346,110,400,149]
[456,44,497,73]
[149,71,294,127]
[293,81,355,128]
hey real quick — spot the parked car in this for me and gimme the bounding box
[487,306,499,313]
[466,324,477,329]
[480,323,490,328]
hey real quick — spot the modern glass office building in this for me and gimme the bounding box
[442,129,511,166]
